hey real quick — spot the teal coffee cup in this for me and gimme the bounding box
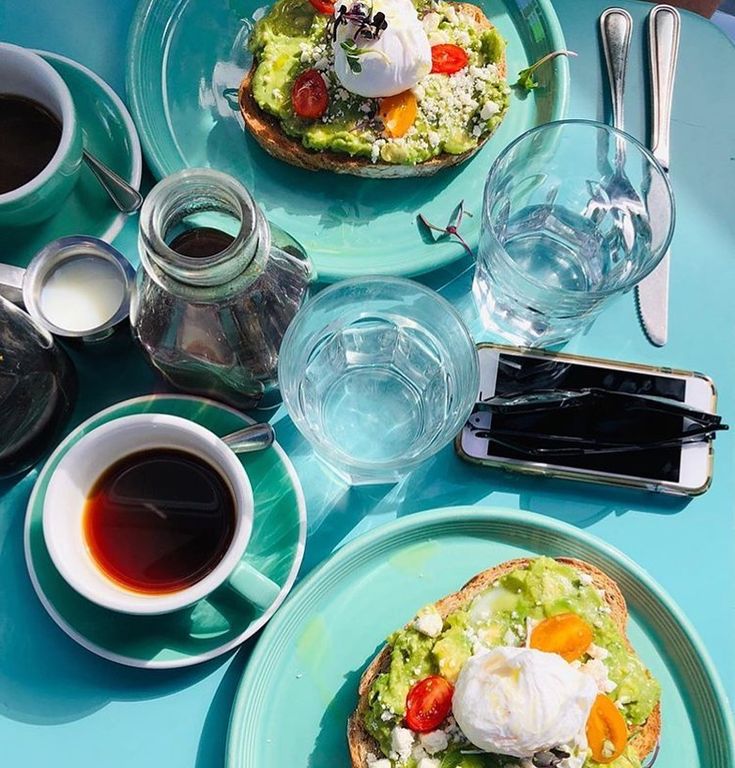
[0,43,83,226]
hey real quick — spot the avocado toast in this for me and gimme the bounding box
[240,0,509,177]
[348,557,661,768]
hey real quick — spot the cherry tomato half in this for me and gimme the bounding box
[530,613,594,663]
[405,676,454,733]
[291,69,329,119]
[586,694,628,764]
[430,44,469,75]
[308,0,335,13]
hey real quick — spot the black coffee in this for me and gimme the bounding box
[169,227,236,258]
[84,448,237,594]
[0,95,62,194]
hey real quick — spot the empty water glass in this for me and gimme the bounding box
[278,277,479,485]
[473,119,675,346]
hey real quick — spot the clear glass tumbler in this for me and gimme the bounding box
[473,119,675,346]
[278,277,479,485]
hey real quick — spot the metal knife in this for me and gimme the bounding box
[636,5,681,347]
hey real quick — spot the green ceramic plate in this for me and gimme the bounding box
[126,0,569,281]
[5,52,142,268]
[24,395,306,669]
[226,506,735,767]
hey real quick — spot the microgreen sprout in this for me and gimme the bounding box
[515,50,577,91]
[418,201,475,259]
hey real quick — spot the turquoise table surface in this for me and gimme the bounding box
[1,0,734,766]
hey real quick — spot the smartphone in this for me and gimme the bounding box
[456,343,718,496]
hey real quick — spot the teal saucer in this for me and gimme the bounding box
[24,395,306,669]
[5,51,142,268]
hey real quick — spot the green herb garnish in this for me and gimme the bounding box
[340,39,370,74]
[515,50,577,91]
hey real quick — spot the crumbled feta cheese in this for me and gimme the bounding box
[455,28,471,47]
[443,715,463,743]
[380,709,394,722]
[414,609,443,638]
[422,11,442,32]
[464,625,489,655]
[579,572,594,585]
[580,658,617,694]
[366,756,391,768]
[371,139,386,163]
[502,627,517,646]
[524,616,539,647]
[480,101,500,120]
[391,727,415,762]
[420,730,449,755]
[417,759,440,768]
[586,643,609,661]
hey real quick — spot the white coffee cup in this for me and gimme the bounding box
[0,43,83,226]
[43,413,280,615]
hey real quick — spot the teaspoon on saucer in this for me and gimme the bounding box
[46,110,143,213]
[81,146,143,213]
[222,422,275,453]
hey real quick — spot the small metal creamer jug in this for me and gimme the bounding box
[130,168,313,409]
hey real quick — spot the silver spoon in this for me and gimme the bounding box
[221,422,275,454]
[82,148,143,213]
[47,111,143,213]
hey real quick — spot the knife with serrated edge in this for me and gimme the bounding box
[636,4,680,347]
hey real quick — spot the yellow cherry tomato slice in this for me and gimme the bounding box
[586,694,628,763]
[529,612,594,662]
[379,91,417,139]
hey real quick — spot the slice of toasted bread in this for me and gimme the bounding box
[239,3,506,178]
[347,557,661,767]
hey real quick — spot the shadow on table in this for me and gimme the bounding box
[0,498,232,726]
[308,644,381,767]
[274,412,690,576]
[194,641,256,768]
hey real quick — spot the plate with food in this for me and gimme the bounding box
[127,0,569,280]
[226,507,734,768]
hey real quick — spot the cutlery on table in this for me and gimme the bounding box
[636,5,681,347]
[599,8,641,250]
[221,422,275,453]
[46,110,143,213]
[82,147,143,213]
[600,8,633,136]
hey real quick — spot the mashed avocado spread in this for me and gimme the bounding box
[249,0,509,164]
[364,558,660,768]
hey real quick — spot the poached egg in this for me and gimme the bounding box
[332,0,432,97]
[452,646,598,758]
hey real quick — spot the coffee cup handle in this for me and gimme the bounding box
[226,561,281,609]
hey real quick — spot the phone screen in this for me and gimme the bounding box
[479,353,687,482]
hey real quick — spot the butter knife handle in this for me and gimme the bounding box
[600,8,633,132]
[649,5,680,168]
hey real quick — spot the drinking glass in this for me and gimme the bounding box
[278,277,479,485]
[473,119,675,346]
